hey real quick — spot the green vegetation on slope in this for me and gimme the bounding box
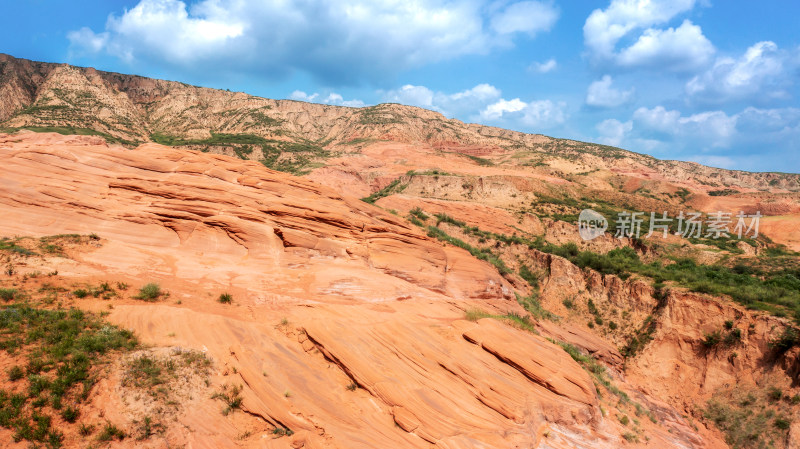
[1,126,138,146]
[408,209,800,328]
[0,304,137,447]
[150,132,331,175]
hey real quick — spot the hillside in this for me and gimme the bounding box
[2,55,800,448]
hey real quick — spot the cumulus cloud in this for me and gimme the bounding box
[289,91,365,108]
[596,118,632,146]
[377,83,565,130]
[686,41,798,104]
[591,105,800,171]
[381,83,503,117]
[630,105,800,151]
[597,105,800,171]
[529,58,557,73]
[68,0,559,84]
[383,85,437,109]
[583,0,713,71]
[633,105,736,146]
[585,75,634,108]
[480,98,567,129]
[616,20,713,70]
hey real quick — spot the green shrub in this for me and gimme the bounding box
[61,406,79,423]
[136,416,163,440]
[774,417,791,430]
[98,422,126,441]
[0,304,137,445]
[218,293,233,304]
[135,283,162,301]
[72,289,88,298]
[767,387,783,402]
[618,414,630,426]
[562,298,575,309]
[361,178,406,204]
[702,331,722,348]
[409,207,428,221]
[587,299,598,315]
[124,356,164,388]
[7,365,24,381]
[622,432,639,443]
[273,427,295,436]
[724,328,742,346]
[212,384,243,416]
[771,327,798,353]
[0,288,17,301]
[608,321,618,330]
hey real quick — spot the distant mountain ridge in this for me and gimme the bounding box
[0,52,798,190]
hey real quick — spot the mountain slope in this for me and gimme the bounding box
[1,53,799,190]
[0,131,727,448]
[3,55,800,448]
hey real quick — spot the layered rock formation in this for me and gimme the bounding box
[0,132,722,448]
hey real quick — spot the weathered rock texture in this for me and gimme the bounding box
[0,132,726,448]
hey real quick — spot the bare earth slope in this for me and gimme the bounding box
[2,53,800,251]
[0,132,727,448]
[3,55,800,448]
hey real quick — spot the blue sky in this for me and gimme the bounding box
[2,0,799,173]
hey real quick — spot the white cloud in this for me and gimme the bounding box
[686,41,797,103]
[586,75,634,108]
[583,0,713,71]
[67,27,109,53]
[633,105,736,146]
[490,1,559,36]
[481,98,527,119]
[529,58,557,73]
[378,83,565,130]
[69,0,559,84]
[381,83,502,117]
[616,20,713,70]
[596,105,800,171]
[631,105,681,132]
[383,85,436,109]
[596,118,632,146]
[584,0,697,57]
[289,90,365,107]
[480,98,567,129]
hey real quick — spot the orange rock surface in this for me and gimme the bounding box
[0,131,722,448]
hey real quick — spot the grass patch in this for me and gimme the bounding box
[464,308,537,333]
[0,304,137,446]
[425,225,510,275]
[704,385,794,449]
[2,126,138,146]
[0,288,18,302]
[134,283,163,301]
[361,177,408,204]
[97,421,126,441]
[212,384,243,416]
[0,238,36,256]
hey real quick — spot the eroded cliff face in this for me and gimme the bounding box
[0,132,726,448]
